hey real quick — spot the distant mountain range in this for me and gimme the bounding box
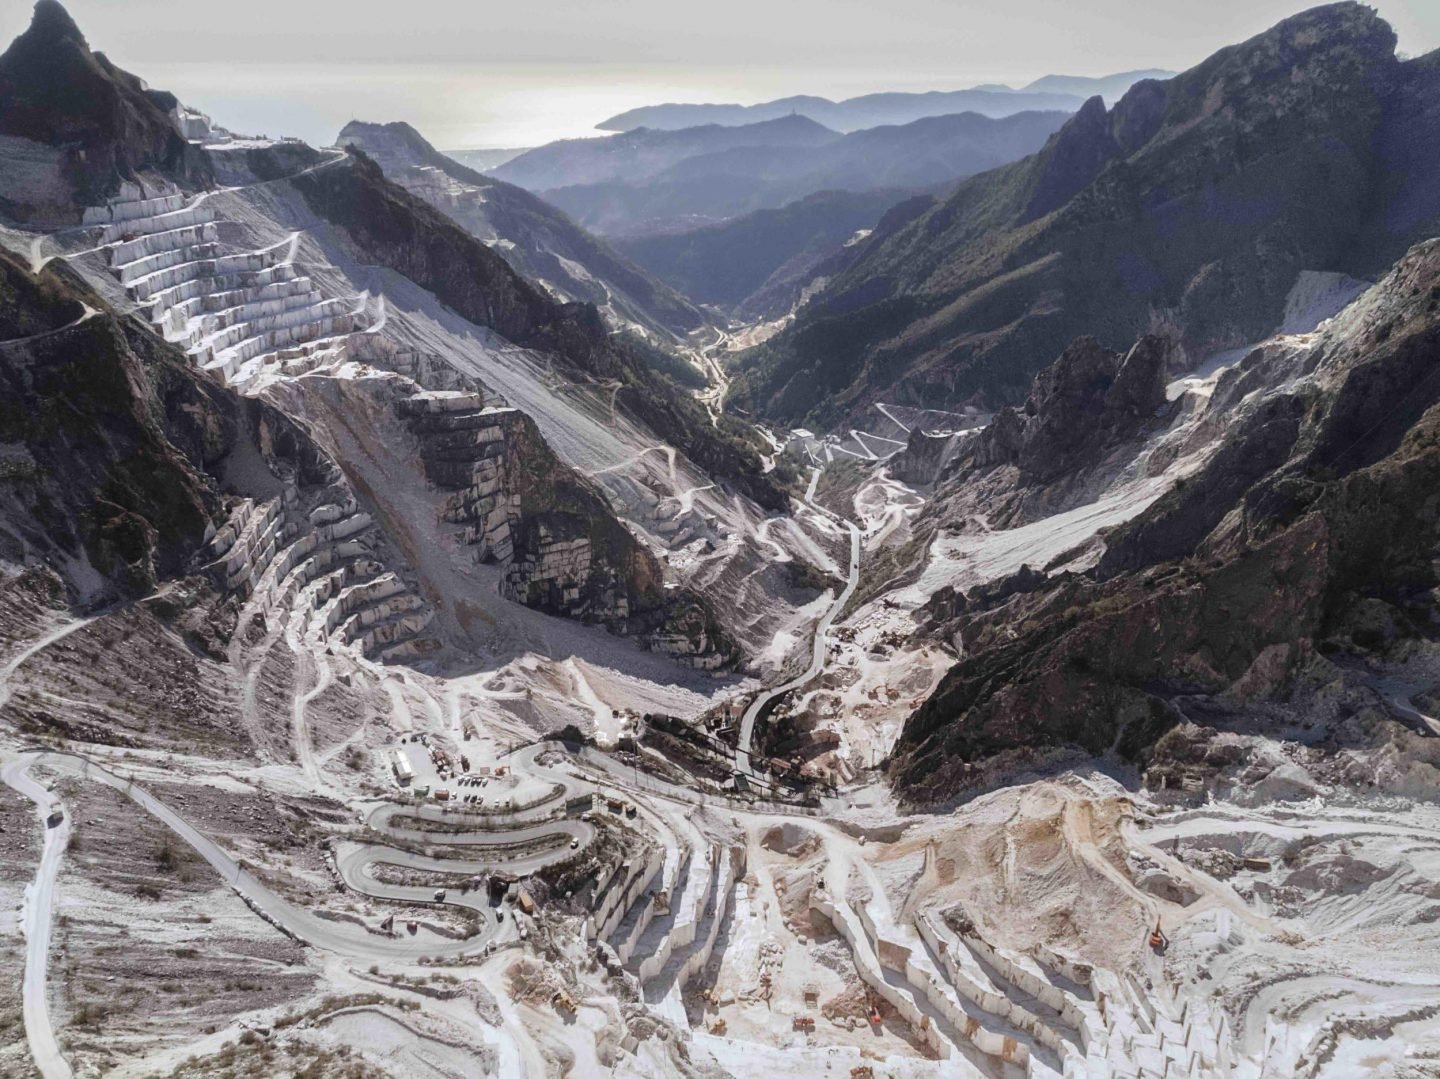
[493,115,838,192]
[444,146,528,172]
[495,110,1068,237]
[1021,69,1176,101]
[728,3,1440,427]
[593,71,1173,133]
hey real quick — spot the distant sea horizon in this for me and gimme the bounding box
[131,60,1089,152]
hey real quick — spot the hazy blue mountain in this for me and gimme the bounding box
[594,88,1086,132]
[1022,69,1176,102]
[614,188,906,312]
[337,120,710,338]
[521,110,1068,237]
[492,115,840,192]
[443,146,529,171]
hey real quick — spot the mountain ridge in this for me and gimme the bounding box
[595,84,1097,133]
[729,2,1440,427]
[515,109,1069,238]
[337,119,711,339]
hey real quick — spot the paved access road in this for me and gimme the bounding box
[1,758,74,1079]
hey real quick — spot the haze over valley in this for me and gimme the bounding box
[3,2,1440,1077]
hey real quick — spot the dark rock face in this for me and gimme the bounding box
[0,0,212,223]
[0,253,329,601]
[286,149,787,511]
[894,331,1172,520]
[735,3,1434,428]
[997,334,1171,485]
[889,239,1440,803]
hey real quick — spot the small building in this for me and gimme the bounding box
[392,750,414,784]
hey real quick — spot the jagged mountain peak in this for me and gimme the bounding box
[0,0,212,222]
[11,0,86,50]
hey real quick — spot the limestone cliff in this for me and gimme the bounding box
[0,250,438,661]
[397,392,663,622]
[395,389,736,667]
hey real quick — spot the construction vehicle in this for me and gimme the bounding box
[434,888,447,902]
[406,920,418,934]
[1149,917,1169,951]
[792,1016,816,1032]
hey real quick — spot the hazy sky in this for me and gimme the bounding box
[8,0,1439,149]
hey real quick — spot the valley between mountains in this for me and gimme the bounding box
[2,2,1440,1077]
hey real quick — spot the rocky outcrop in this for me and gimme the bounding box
[891,240,1440,802]
[0,1,212,224]
[973,334,1171,484]
[893,331,1172,522]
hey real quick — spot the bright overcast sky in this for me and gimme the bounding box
[7,0,1438,149]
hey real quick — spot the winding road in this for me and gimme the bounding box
[3,745,599,981]
[1,759,73,1079]
[735,474,862,779]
